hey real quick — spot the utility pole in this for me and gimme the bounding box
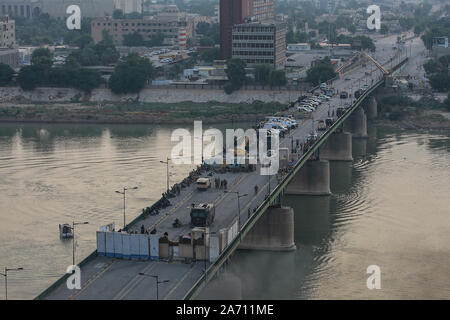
[1,267,23,300]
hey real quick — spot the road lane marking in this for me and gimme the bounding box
[113,262,157,300]
[68,259,115,300]
[163,264,198,300]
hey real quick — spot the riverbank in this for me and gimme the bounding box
[375,95,450,130]
[0,101,287,125]
[375,109,450,131]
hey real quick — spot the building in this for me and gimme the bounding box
[318,0,335,13]
[287,43,310,52]
[0,15,14,48]
[0,0,115,19]
[213,4,219,24]
[114,0,142,14]
[432,37,450,58]
[231,21,286,69]
[0,48,20,68]
[219,0,253,60]
[253,0,274,22]
[91,6,190,46]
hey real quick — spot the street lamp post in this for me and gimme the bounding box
[138,273,169,300]
[0,267,23,300]
[72,221,89,266]
[115,186,138,229]
[160,157,171,193]
[224,191,247,241]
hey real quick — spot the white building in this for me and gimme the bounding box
[287,43,310,52]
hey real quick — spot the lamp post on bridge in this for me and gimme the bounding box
[0,267,23,300]
[160,157,171,193]
[72,221,89,266]
[115,186,138,229]
[138,273,169,300]
[224,191,247,242]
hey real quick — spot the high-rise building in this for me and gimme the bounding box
[115,0,142,14]
[253,0,274,22]
[231,21,286,69]
[219,0,253,60]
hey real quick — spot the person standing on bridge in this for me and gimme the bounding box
[223,179,228,190]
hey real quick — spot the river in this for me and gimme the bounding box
[0,122,449,299]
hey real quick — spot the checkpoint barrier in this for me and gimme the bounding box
[96,231,156,260]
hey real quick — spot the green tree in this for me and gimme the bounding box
[254,64,273,85]
[31,48,53,68]
[0,63,14,86]
[199,37,214,47]
[423,59,440,74]
[17,66,41,90]
[269,70,287,87]
[429,73,450,92]
[94,31,120,65]
[73,34,94,49]
[70,69,103,93]
[200,47,220,63]
[306,57,336,86]
[123,32,145,47]
[108,53,155,94]
[148,32,165,47]
[225,58,247,93]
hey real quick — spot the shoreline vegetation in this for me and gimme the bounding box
[0,101,288,125]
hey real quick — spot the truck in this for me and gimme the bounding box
[190,203,215,227]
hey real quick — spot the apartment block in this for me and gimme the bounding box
[91,6,190,46]
[231,21,286,69]
[0,15,15,48]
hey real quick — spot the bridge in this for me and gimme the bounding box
[36,35,411,301]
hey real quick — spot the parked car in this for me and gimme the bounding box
[340,91,348,99]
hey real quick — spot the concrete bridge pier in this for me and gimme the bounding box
[238,205,296,251]
[344,107,368,138]
[320,131,353,161]
[364,96,378,120]
[285,159,331,196]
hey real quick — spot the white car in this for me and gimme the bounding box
[304,100,319,106]
[301,104,315,110]
[264,122,288,133]
[318,95,330,101]
[297,106,312,112]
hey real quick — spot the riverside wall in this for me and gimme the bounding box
[0,87,301,104]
